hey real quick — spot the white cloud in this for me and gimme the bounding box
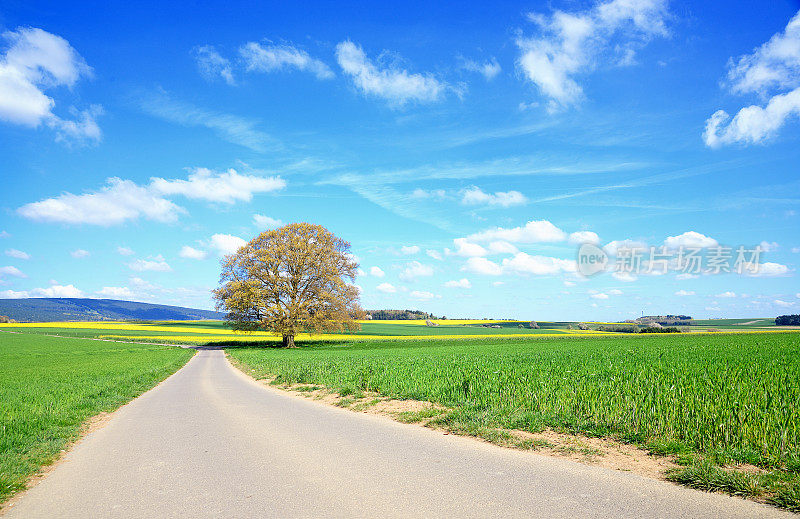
[716,291,737,298]
[410,290,435,301]
[0,289,28,299]
[210,234,247,256]
[0,231,9,238]
[727,11,800,96]
[426,249,444,261]
[608,288,623,295]
[399,261,434,281]
[0,266,26,278]
[240,42,334,80]
[0,27,101,143]
[493,281,505,286]
[745,262,790,277]
[5,249,29,260]
[151,168,285,204]
[569,231,600,245]
[663,231,718,249]
[70,249,89,258]
[179,246,207,260]
[19,168,281,226]
[30,284,83,297]
[604,239,647,256]
[369,266,385,278]
[516,0,669,109]
[128,255,171,272]
[444,278,472,289]
[501,252,577,276]
[411,188,446,199]
[376,282,396,294]
[400,245,420,255]
[591,292,609,299]
[675,289,695,296]
[704,88,800,147]
[461,186,527,207]
[335,40,447,106]
[468,219,566,243]
[253,213,284,230]
[460,57,501,80]
[461,257,503,276]
[97,286,133,298]
[116,246,134,256]
[452,238,488,257]
[193,45,235,85]
[759,241,779,252]
[774,299,795,308]
[487,241,518,254]
[704,11,800,147]
[613,271,637,282]
[18,177,183,226]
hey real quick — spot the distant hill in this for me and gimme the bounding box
[0,298,224,322]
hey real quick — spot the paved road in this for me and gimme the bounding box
[4,349,789,518]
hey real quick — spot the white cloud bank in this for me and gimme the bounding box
[335,41,448,106]
[0,27,101,143]
[1,284,83,298]
[516,0,669,109]
[468,219,566,243]
[18,168,284,226]
[704,10,800,147]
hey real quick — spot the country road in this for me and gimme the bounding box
[3,349,789,518]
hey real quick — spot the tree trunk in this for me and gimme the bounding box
[283,334,296,348]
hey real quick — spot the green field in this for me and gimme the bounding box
[2,322,799,511]
[0,332,193,503]
[228,332,800,510]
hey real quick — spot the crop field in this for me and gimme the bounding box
[0,320,612,345]
[0,318,789,346]
[228,332,800,510]
[0,332,193,503]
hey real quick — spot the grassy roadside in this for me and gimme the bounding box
[0,332,194,505]
[226,333,800,512]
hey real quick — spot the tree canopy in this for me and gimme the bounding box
[213,223,363,347]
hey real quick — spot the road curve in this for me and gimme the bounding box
[4,349,789,518]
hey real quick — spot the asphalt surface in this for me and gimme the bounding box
[4,349,790,518]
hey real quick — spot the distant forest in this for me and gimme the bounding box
[776,315,800,326]
[367,309,445,320]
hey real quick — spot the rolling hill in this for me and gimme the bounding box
[0,298,224,322]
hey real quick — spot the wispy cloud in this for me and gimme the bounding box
[139,90,278,152]
[193,45,235,85]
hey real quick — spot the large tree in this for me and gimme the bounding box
[213,223,364,347]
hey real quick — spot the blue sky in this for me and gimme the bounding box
[1,0,799,320]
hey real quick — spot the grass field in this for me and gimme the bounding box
[0,332,193,504]
[227,332,800,511]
